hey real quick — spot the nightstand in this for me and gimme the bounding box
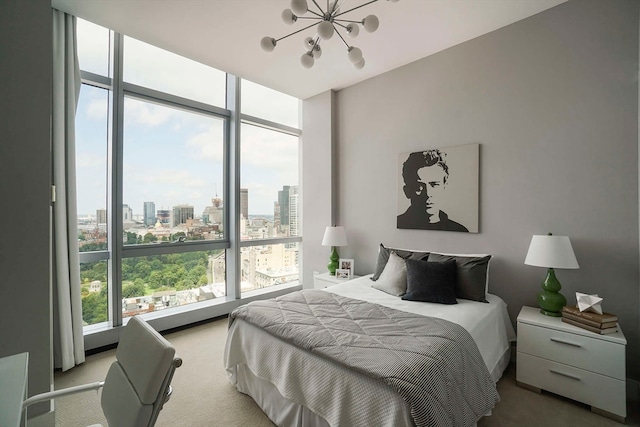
[516,306,627,422]
[313,272,359,289]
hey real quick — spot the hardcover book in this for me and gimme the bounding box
[561,312,617,329]
[561,305,618,324]
[561,317,618,335]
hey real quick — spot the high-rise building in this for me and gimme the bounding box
[172,204,194,226]
[273,201,281,230]
[289,186,299,237]
[157,209,170,224]
[278,185,290,226]
[96,208,107,225]
[202,197,223,225]
[240,188,248,219]
[123,204,133,222]
[143,201,156,226]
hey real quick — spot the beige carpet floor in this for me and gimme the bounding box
[54,317,639,426]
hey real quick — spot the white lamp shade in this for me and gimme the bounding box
[291,0,308,15]
[322,226,347,247]
[260,37,276,52]
[362,15,379,32]
[524,235,579,269]
[317,21,335,39]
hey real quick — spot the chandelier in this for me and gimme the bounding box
[260,0,399,70]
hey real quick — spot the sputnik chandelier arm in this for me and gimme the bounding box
[261,0,399,70]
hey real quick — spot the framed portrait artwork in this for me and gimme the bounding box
[338,258,354,278]
[335,269,350,280]
[397,143,479,233]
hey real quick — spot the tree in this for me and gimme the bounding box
[122,281,146,299]
[143,232,157,244]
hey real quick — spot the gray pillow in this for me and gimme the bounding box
[371,244,429,281]
[402,259,458,304]
[371,252,407,296]
[427,253,491,302]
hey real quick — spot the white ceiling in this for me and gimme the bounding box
[51,0,567,100]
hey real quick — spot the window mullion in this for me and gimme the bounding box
[108,31,125,328]
[226,74,241,300]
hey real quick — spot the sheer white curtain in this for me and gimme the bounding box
[52,9,85,371]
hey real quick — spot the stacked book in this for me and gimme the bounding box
[561,305,618,335]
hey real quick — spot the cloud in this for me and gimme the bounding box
[186,122,225,162]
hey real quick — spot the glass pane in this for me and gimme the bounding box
[241,124,299,241]
[121,251,225,318]
[76,84,109,252]
[241,243,299,294]
[81,261,108,326]
[123,97,225,244]
[241,80,300,128]
[123,36,226,107]
[76,18,110,77]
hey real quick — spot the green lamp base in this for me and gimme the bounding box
[537,268,566,317]
[327,246,339,275]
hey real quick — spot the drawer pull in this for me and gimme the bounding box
[550,369,581,381]
[550,337,582,348]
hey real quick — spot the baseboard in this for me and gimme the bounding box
[27,409,55,427]
[627,378,640,402]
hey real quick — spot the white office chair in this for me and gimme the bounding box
[23,316,182,427]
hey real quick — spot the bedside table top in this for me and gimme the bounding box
[315,272,360,283]
[517,306,626,345]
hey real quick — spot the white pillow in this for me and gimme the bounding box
[371,252,407,296]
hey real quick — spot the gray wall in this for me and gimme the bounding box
[314,0,639,380]
[0,0,53,419]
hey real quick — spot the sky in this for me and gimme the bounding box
[75,19,300,218]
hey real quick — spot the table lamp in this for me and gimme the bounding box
[321,226,347,275]
[524,233,579,317]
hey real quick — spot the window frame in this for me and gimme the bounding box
[77,24,302,346]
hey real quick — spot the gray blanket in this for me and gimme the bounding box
[229,290,499,427]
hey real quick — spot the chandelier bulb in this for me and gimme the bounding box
[353,58,365,70]
[346,23,360,38]
[313,44,322,59]
[317,21,335,40]
[362,15,379,32]
[303,36,315,50]
[347,46,363,64]
[281,9,297,25]
[291,0,308,15]
[260,36,277,52]
[300,51,315,68]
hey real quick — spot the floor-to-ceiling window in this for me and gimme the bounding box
[75,19,302,337]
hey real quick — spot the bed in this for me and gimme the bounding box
[224,247,517,427]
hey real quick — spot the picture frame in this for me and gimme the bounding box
[339,258,354,278]
[335,269,350,280]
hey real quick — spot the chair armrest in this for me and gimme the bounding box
[22,381,104,409]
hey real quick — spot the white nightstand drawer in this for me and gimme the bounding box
[518,323,625,380]
[517,352,626,418]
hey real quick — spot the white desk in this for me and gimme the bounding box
[0,352,28,427]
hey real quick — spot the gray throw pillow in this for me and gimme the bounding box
[427,253,491,302]
[371,252,407,296]
[371,244,429,281]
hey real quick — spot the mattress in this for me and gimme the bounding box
[224,274,516,427]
